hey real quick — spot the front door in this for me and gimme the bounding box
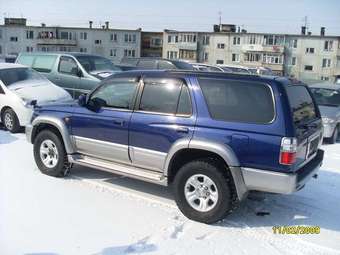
[70,77,139,164]
[129,76,196,172]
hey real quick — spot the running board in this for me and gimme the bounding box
[68,154,168,186]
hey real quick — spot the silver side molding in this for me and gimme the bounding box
[68,154,168,186]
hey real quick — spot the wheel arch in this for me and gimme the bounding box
[31,115,75,154]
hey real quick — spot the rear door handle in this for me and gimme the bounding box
[176,127,189,133]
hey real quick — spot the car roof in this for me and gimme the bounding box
[0,63,27,70]
[19,52,104,58]
[309,82,340,90]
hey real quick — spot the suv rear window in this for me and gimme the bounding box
[198,78,275,124]
[285,85,317,127]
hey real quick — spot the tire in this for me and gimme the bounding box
[33,130,69,177]
[1,108,20,133]
[173,158,236,224]
[328,125,339,144]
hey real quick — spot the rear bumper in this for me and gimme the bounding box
[241,150,324,194]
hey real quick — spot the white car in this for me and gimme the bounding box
[0,63,72,133]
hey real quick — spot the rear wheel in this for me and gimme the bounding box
[33,130,70,177]
[173,158,236,224]
[1,108,20,133]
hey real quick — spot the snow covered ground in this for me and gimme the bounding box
[1,129,340,255]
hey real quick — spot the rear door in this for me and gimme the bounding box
[129,76,196,172]
[285,85,323,169]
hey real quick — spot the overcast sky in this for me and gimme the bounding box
[1,0,340,35]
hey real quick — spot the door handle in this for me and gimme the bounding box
[176,127,189,133]
[113,120,124,126]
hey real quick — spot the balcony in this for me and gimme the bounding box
[242,44,284,53]
[36,38,77,46]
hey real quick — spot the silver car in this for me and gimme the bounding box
[310,83,340,144]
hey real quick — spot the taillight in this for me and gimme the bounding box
[279,137,297,165]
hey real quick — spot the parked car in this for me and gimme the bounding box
[26,70,324,223]
[310,82,340,143]
[217,64,252,74]
[16,52,122,98]
[192,63,230,72]
[118,58,194,71]
[0,63,72,133]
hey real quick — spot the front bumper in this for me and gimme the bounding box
[241,150,324,194]
[25,124,33,143]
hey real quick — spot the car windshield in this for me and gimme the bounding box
[76,56,121,72]
[310,88,340,107]
[0,67,47,88]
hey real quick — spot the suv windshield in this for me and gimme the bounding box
[0,67,47,88]
[310,88,340,107]
[76,56,121,72]
[285,85,317,127]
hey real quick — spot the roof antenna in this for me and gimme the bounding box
[218,11,222,26]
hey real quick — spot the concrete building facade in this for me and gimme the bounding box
[141,32,163,57]
[163,27,340,81]
[0,18,141,64]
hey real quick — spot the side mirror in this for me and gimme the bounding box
[78,94,87,107]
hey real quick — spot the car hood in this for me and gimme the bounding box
[10,80,72,104]
[319,105,340,119]
[89,70,120,80]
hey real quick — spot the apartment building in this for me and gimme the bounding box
[163,25,340,81]
[141,32,163,57]
[0,18,141,64]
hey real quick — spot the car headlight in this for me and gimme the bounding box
[322,117,335,124]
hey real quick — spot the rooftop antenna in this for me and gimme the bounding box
[218,11,222,26]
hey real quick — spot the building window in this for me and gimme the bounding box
[264,35,284,46]
[232,53,240,62]
[60,32,72,40]
[204,52,209,61]
[217,43,225,49]
[324,40,333,51]
[95,39,102,44]
[306,47,315,54]
[10,37,18,42]
[304,65,313,71]
[110,33,118,42]
[168,35,172,43]
[321,76,330,81]
[233,37,241,45]
[0,45,2,54]
[291,57,296,65]
[249,36,256,44]
[263,54,283,64]
[26,46,33,52]
[179,49,196,60]
[203,35,210,45]
[151,38,162,47]
[125,34,136,43]
[322,58,331,68]
[291,39,298,48]
[124,49,136,57]
[244,53,262,62]
[80,48,87,53]
[110,49,117,57]
[80,32,87,40]
[216,60,224,64]
[26,30,34,39]
[167,51,178,59]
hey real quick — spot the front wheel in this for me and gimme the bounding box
[33,130,70,177]
[1,108,20,133]
[173,158,235,224]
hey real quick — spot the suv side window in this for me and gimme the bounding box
[198,78,275,124]
[90,80,138,110]
[139,80,191,115]
[158,61,176,70]
[58,56,79,76]
[32,55,57,73]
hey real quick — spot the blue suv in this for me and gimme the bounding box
[26,70,324,223]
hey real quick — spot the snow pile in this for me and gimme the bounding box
[1,130,340,255]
